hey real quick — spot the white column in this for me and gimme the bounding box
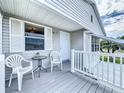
[83,31,92,70]
[0,13,2,54]
[83,31,92,52]
[83,31,87,51]
[71,49,75,72]
[88,34,92,52]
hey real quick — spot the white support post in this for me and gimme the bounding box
[0,13,2,54]
[71,49,75,72]
[99,38,100,52]
[107,55,109,82]
[113,55,115,84]
[0,55,5,93]
[120,56,122,88]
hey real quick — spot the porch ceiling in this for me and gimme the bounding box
[0,0,83,31]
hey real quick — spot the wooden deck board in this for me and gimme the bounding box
[87,81,99,93]
[62,76,82,93]
[78,78,93,93]
[95,84,105,93]
[5,62,120,93]
[104,86,113,93]
[38,73,75,93]
[112,89,120,93]
[70,77,89,93]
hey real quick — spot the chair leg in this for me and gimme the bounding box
[61,63,63,71]
[8,73,13,87]
[32,70,34,80]
[51,63,53,72]
[17,73,23,91]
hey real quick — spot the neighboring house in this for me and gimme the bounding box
[0,0,124,93]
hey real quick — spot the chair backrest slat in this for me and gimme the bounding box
[50,51,61,62]
[5,54,24,68]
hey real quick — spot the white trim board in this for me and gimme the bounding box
[0,13,2,54]
[92,34,124,44]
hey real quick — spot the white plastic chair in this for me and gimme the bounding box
[50,51,62,72]
[5,54,34,91]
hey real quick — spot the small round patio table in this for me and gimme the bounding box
[32,56,47,77]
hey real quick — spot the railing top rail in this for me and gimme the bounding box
[72,49,124,57]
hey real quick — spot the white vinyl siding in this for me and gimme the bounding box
[39,0,103,35]
[2,17,9,53]
[10,18,24,52]
[45,27,53,50]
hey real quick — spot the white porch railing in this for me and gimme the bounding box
[71,49,124,92]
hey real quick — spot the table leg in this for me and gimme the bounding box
[41,60,47,72]
[38,65,41,78]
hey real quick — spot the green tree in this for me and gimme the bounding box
[118,36,124,50]
[100,40,119,53]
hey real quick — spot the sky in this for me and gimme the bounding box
[95,0,124,38]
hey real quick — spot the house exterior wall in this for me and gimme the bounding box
[2,16,9,53]
[71,30,84,50]
[2,16,71,80]
[40,0,104,36]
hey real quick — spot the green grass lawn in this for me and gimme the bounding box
[100,56,124,64]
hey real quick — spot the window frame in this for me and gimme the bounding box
[9,17,50,52]
[91,15,93,23]
[24,23,45,51]
[91,36,99,52]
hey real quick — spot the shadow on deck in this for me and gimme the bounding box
[5,62,119,93]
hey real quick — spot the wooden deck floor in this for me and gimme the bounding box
[6,62,120,93]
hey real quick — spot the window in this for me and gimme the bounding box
[25,23,44,50]
[92,36,99,52]
[91,15,93,23]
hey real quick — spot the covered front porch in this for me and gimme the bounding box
[0,0,123,93]
[5,62,119,93]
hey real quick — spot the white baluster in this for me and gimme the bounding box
[113,55,115,84]
[107,55,109,82]
[102,54,104,80]
[120,56,122,88]
[71,49,75,72]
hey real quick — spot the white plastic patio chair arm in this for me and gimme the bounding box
[23,59,33,68]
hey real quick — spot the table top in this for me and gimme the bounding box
[32,56,47,60]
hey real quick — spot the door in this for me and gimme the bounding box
[60,31,70,61]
